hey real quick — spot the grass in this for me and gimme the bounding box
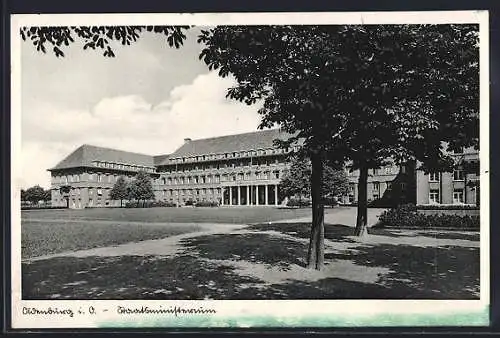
[22,221,202,259]
[21,206,317,224]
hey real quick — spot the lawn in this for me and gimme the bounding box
[22,208,480,300]
[22,221,203,259]
[21,206,317,224]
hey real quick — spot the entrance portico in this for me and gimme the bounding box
[221,184,280,206]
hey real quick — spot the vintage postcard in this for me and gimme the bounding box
[10,11,489,329]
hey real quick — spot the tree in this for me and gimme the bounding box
[280,156,349,205]
[20,189,27,202]
[24,185,46,204]
[197,24,479,266]
[110,176,128,207]
[279,158,311,204]
[128,171,155,208]
[59,185,72,208]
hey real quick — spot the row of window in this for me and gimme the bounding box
[53,173,136,184]
[162,188,222,197]
[168,147,298,164]
[347,166,400,176]
[160,170,282,185]
[429,189,467,204]
[93,160,155,173]
[162,157,285,173]
[429,170,465,182]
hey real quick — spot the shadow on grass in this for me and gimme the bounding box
[325,244,479,299]
[22,255,264,300]
[21,254,441,300]
[180,233,308,269]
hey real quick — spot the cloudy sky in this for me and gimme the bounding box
[20,27,263,189]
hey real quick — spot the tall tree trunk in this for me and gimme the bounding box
[354,166,369,237]
[307,152,325,270]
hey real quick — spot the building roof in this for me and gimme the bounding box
[163,128,293,163]
[49,144,155,171]
[153,154,170,166]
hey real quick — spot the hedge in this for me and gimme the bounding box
[375,203,479,230]
[125,201,177,208]
[194,201,219,207]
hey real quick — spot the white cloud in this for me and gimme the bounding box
[20,71,263,189]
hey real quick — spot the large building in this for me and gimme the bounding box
[48,129,479,208]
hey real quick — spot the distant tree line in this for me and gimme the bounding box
[21,185,51,205]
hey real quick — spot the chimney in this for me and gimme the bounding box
[184,138,192,144]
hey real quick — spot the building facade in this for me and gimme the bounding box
[48,129,479,208]
[415,148,480,205]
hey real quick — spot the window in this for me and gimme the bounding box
[97,174,102,182]
[162,177,166,184]
[429,189,440,204]
[453,189,464,204]
[400,182,407,191]
[373,182,380,191]
[274,171,280,179]
[373,194,379,200]
[429,172,440,182]
[453,169,464,181]
[385,167,392,175]
[373,168,380,175]
[97,189,103,196]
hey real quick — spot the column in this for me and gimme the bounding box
[229,186,233,206]
[265,184,269,205]
[246,185,250,206]
[275,184,278,206]
[237,186,241,206]
[255,185,259,205]
[221,187,224,206]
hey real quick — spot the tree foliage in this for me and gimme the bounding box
[128,171,155,206]
[110,176,129,207]
[23,185,46,204]
[20,26,189,57]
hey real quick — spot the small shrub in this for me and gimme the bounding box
[286,198,311,207]
[194,200,219,207]
[376,203,479,230]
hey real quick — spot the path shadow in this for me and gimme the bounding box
[248,222,413,242]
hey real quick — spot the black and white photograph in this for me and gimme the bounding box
[10,11,489,328]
